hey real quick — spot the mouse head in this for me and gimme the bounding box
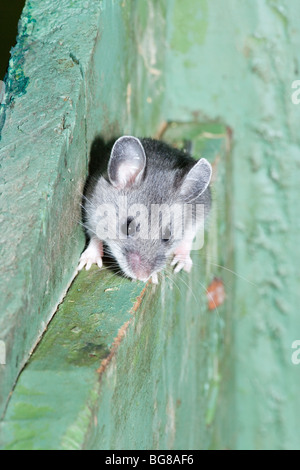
[102,135,212,281]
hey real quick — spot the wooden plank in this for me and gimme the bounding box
[164,0,300,450]
[0,0,167,418]
[0,123,231,449]
[0,0,234,450]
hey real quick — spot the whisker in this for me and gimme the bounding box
[189,255,257,288]
[197,277,221,319]
[174,272,198,304]
[81,193,97,209]
[164,270,183,297]
[207,261,257,287]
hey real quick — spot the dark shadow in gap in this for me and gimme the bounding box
[81,135,124,278]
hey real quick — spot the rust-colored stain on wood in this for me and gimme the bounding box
[131,284,148,313]
[206,278,225,310]
[97,284,148,375]
[97,319,132,375]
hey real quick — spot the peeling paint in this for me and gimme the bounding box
[170,0,208,53]
[207,278,226,311]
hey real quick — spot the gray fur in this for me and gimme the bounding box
[83,136,212,280]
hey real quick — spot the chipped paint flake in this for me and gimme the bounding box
[206,278,225,310]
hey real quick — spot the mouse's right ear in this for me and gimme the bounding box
[108,136,146,189]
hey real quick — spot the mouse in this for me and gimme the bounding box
[78,135,212,284]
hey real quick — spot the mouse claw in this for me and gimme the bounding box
[171,253,193,274]
[78,238,103,272]
[78,252,103,271]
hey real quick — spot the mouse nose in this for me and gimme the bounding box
[127,252,150,281]
[129,252,141,271]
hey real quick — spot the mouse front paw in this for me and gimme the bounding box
[78,237,103,271]
[171,245,193,274]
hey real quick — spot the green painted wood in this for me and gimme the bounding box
[0,0,103,418]
[1,269,146,450]
[0,123,231,449]
[0,0,167,420]
[163,0,300,450]
[2,0,296,451]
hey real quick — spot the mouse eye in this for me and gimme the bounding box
[121,217,140,238]
[127,218,136,237]
[162,224,172,242]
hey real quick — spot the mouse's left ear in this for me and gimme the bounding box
[108,136,146,189]
[179,158,212,202]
